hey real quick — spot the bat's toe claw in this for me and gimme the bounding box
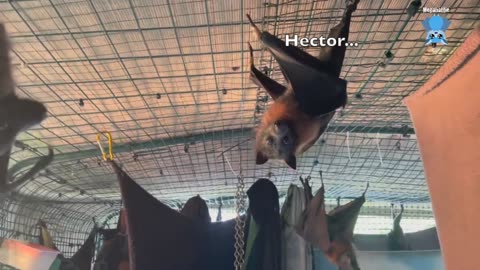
[346,0,360,12]
[246,14,262,40]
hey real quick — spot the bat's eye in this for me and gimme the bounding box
[430,33,435,38]
[267,137,274,146]
[282,136,290,144]
[438,34,443,38]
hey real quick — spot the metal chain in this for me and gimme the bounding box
[234,174,246,270]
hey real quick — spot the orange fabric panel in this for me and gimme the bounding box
[0,239,59,270]
[404,27,480,270]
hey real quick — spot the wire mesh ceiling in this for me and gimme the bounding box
[0,0,478,256]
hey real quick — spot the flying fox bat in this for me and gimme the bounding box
[296,176,330,252]
[216,199,223,222]
[180,195,211,224]
[247,0,359,169]
[296,173,368,270]
[0,23,51,193]
[325,183,368,270]
[94,210,130,270]
[387,204,409,250]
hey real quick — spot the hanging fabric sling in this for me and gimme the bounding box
[97,132,252,270]
[281,184,313,270]
[243,178,281,270]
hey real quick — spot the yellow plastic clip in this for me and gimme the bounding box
[96,132,114,161]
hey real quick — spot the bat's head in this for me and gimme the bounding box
[425,30,447,46]
[423,15,450,47]
[0,97,47,156]
[337,255,354,270]
[255,119,297,169]
[327,243,359,270]
[98,228,119,241]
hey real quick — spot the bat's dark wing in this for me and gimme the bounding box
[70,224,98,270]
[248,43,287,100]
[0,23,15,99]
[326,188,366,270]
[246,15,347,116]
[295,183,330,252]
[298,176,313,203]
[327,184,368,243]
[0,148,11,192]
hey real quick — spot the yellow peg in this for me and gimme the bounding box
[96,132,114,161]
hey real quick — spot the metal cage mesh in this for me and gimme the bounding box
[0,0,478,257]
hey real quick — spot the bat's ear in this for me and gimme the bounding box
[285,155,297,170]
[422,18,430,31]
[256,151,268,165]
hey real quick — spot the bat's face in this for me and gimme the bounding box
[337,255,354,270]
[0,98,47,156]
[425,30,447,46]
[256,120,297,169]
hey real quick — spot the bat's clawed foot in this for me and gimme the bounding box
[246,14,262,40]
[346,0,360,12]
[362,182,369,196]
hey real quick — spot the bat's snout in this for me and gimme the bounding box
[274,120,294,143]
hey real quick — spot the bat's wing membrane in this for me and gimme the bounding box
[0,23,15,99]
[256,31,348,116]
[326,189,366,270]
[327,184,368,243]
[295,184,330,252]
[0,147,11,192]
[248,43,287,100]
[422,18,431,31]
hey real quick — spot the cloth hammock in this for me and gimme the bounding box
[280,184,313,270]
[110,161,252,270]
[109,161,284,270]
[243,178,281,270]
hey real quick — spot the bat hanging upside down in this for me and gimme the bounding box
[387,203,409,251]
[0,23,52,193]
[297,173,368,270]
[247,0,360,169]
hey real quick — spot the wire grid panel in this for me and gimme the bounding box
[0,0,478,256]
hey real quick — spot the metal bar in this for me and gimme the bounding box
[16,57,445,88]
[8,9,477,39]
[10,42,460,67]
[9,124,415,177]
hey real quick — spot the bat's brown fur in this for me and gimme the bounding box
[257,95,334,156]
[248,0,359,169]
